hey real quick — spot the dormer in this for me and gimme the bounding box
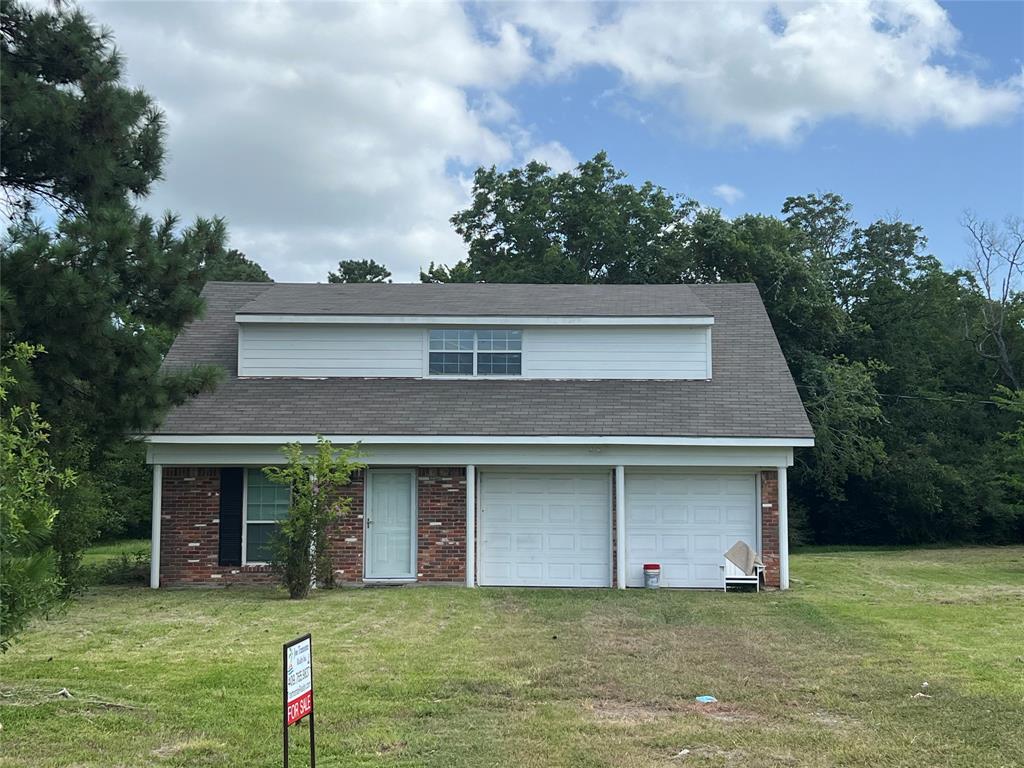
[233,283,714,380]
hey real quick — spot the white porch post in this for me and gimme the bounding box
[150,464,162,589]
[465,464,476,588]
[615,465,626,589]
[777,465,789,590]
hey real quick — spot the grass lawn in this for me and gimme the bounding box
[2,547,1022,767]
[80,538,150,565]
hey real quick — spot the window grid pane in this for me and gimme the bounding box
[477,352,522,376]
[477,330,522,351]
[427,330,524,377]
[246,522,278,562]
[429,351,474,375]
[246,472,290,523]
[429,329,474,351]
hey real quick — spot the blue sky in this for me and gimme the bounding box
[91,1,1023,281]
[497,1,1023,271]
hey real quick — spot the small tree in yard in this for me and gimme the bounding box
[1,345,77,650]
[264,437,364,599]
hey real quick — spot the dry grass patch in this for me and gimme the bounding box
[1,547,1022,767]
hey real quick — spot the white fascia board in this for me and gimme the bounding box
[144,434,814,448]
[234,313,714,327]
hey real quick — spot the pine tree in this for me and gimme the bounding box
[0,1,269,589]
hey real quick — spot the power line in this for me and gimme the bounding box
[794,384,1005,406]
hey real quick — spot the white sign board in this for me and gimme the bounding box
[285,636,313,725]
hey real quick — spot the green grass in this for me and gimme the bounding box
[2,547,1022,767]
[81,538,150,565]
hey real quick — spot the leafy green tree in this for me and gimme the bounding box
[420,260,476,283]
[328,258,391,283]
[996,387,1024,456]
[445,152,695,284]
[264,438,365,599]
[438,153,1023,547]
[202,247,271,283]
[796,357,887,502]
[0,344,76,651]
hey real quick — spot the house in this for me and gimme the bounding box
[144,281,813,590]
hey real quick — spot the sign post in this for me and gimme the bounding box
[283,634,315,768]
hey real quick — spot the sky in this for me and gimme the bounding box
[81,0,1024,283]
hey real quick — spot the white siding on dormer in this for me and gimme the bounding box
[523,326,709,379]
[237,323,711,380]
[238,324,423,377]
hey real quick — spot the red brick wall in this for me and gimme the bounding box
[159,468,275,586]
[760,470,781,588]
[324,470,366,584]
[416,468,467,583]
[159,466,466,587]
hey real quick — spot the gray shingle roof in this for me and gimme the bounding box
[237,282,712,317]
[155,281,813,440]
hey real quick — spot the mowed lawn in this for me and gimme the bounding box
[2,548,1022,767]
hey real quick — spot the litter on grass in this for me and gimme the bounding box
[695,695,717,704]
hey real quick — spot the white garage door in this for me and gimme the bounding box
[479,472,611,587]
[626,473,757,588]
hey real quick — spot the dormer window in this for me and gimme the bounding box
[429,329,522,376]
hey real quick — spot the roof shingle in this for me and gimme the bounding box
[155,281,813,440]
[237,282,712,317]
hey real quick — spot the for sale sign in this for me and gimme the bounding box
[284,635,313,726]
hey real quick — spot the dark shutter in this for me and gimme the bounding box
[218,468,244,566]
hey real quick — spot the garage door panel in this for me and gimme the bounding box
[488,533,512,552]
[630,503,657,524]
[548,533,575,551]
[627,472,756,588]
[660,504,686,524]
[693,534,722,553]
[516,534,542,551]
[663,534,689,554]
[723,477,753,495]
[689,477,720,494]
[725,507,751,524]
[578,504,607,524]
[480,472,611,587]
[517,505,543,522]
[693,506,721,524]
[692,562,723,585]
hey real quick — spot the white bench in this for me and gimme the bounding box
[721,558,765,592]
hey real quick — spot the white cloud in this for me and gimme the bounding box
[82,1,537,282]
[524,141,577,174]
[712,184,745,205]
[501,0,1023,142]
[74,1,1020,283]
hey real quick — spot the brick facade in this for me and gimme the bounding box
[159,467,276,586]
[416,468,467,583]
[759,470,781,588]
[159,466,466,587]
[159,465,784,590]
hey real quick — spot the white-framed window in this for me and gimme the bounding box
[428,329,522,376]
[244,469,291,564]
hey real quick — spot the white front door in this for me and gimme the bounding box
[365,469,416,580]
[626,472,757,588]
[479,472,611,587]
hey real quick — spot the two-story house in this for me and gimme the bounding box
[144,281,813,590]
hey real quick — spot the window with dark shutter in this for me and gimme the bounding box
[218,468,244,566]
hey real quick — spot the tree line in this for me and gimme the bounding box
[420,156,1023,545]
[1,2,1020,646]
